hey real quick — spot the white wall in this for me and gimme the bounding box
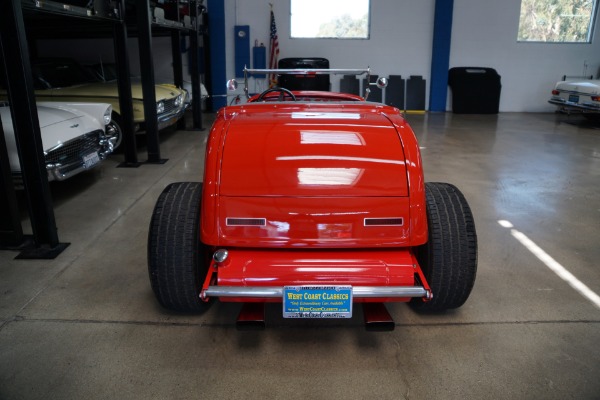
[223,0,600,112]
[451,0,600,112]
[225,0,435,97]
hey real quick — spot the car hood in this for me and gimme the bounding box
[45,82,183,102]
[36,105,82,129]
[1,103,104,171]
[219,107,409,197]
[555,80,600,95]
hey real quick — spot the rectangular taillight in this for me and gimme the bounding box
[552,90,560,95]
[591,96,600,102]
[226,218,266,226]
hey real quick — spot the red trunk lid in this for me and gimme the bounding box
[219,108,408,197]
[214,106,412,248]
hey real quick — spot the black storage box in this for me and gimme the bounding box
[448,67,501,114]
[278,58,330,91]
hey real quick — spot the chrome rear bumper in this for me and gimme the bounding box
[549,98,600,113]
[202,285,431,300]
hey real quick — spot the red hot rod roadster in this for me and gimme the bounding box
[147,68,477,330]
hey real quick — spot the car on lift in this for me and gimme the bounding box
[1,101,115,183]
[549,78,600,122]
[147,68,478,330]
[1,58,189,150]
[83,62,206,107]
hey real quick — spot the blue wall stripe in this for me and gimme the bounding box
[429,0,454,112]
[208,0,227,111]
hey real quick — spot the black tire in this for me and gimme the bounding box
[147,182,212,312]
[410,182,478,311]
[583,113,600,124]
[107,112,123,151]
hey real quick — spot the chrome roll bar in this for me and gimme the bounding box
[239,67,376,100]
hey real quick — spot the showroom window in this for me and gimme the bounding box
[517,0,598,42]
[290,0,370,39]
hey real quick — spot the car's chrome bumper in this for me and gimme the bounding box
[202,286,431,299]
[157,103,188,130]
[156,92,190,130]
[46,130,115,181]
[549,98,600,113]
[199,248,433,303]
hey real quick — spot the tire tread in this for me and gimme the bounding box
[147,182,211,312]
[411,182,478,311]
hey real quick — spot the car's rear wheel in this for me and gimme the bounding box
[410,182,478,311]
[147,182,212,312]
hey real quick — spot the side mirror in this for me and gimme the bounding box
[226,79,238,91]
[376,77,388,89]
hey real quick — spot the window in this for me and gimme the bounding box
[290,0,370,39]
[518,0,598,42]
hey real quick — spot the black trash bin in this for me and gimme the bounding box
[278,58,330,91]
[448,67,501,114]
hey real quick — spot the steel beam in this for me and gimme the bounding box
[0,0,68,258]
[171,30,186,130]
[136,0,166,164]
[113,2,140,168]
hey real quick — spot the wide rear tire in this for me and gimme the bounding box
[410,182,478,311]
[147,182,212,312]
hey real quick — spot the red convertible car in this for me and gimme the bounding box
[148,68,477,330]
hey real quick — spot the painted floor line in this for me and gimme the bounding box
[498,220,600,310]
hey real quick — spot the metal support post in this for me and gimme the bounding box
[0,0,69,258]
[189,0,203,130]
[136,0,167,164]
[171,30,186,130]
[113,1,141,168]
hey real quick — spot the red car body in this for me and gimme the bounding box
[200,101,428,303]
[148,78,477,329]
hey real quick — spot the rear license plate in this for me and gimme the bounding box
[82,151,100,169]
[283,286,352,318]
[568,94,579,103]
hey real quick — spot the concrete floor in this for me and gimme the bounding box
[1,112,599,399]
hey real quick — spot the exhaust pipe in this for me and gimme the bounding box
[236,303,266,330]
[363,303,395,331]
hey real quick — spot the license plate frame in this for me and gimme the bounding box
[568,94,580,103]
[82,151,100,169]
[283,286,353,319]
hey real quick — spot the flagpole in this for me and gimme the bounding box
[268,4,279,88]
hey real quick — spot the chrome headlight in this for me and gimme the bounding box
[156,101,165,114]
[103,106,112,126]
[174,94,183,107]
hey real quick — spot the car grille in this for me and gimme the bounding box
[159,97,178,115]
[45,130,103,167]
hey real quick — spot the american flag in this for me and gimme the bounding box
[269,9,279,87]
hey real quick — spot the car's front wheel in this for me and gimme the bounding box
[147,182,212,312]
[106,112,123,150]
[410,182,478,311]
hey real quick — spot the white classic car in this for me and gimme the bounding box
[549,78,600,121]
[1,101,115,182]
